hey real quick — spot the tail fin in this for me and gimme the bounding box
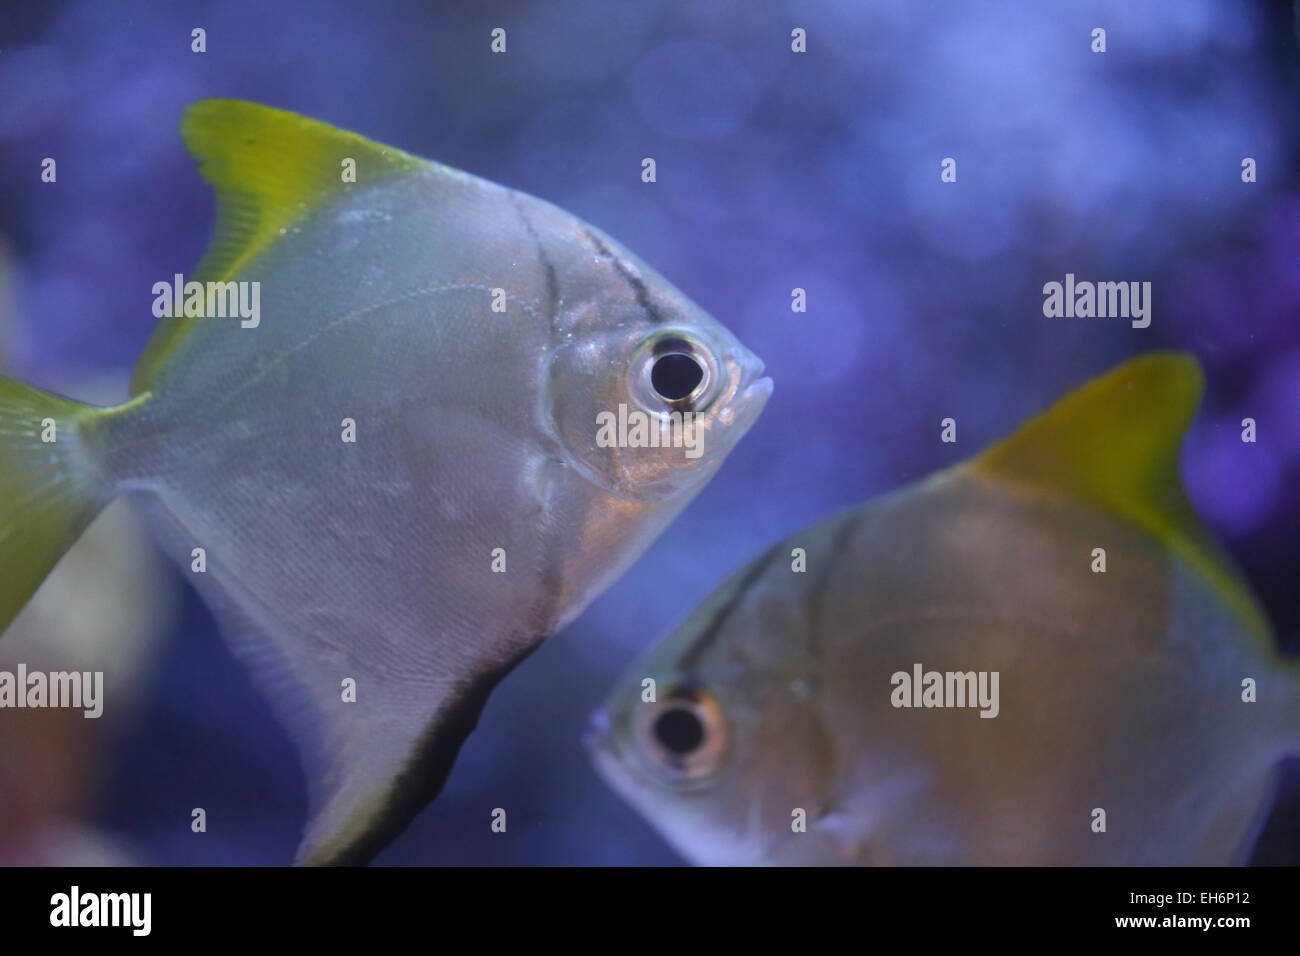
[0,376,112,633]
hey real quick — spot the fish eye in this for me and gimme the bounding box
[650,352,705,403]
[653,705,705,754]
[629,331,719,414]
[634,688,726,782]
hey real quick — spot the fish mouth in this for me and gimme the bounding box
[742,375,774,402]
[731,356,773,412]
[585,710,637,794]
[583,708,613,755]
[707,364,771,433]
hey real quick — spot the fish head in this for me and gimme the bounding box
[544,227,772,504]
[586,548,838,865]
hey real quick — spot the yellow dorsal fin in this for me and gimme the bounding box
[131,100,428,393]
[969,351,1270,640]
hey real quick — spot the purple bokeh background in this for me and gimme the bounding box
[1,0,1297,864]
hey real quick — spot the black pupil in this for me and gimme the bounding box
[654,706,705,755]
[650,352,704,401]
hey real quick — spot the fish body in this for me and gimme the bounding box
[0,101,770,864]
[589,354,1297,865]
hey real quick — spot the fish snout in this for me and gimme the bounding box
[583,707,613,755]
[715,353,772,430]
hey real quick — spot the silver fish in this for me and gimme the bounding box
[0,100,771,864]
[589,353,1297,865]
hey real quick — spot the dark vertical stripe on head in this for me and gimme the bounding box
[582,228,667,324]
[678,510,864,675]
[678,544,784,670]
[507,191,560,326]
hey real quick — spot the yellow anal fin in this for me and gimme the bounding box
[969,352,1270,641]
[131,99,429,394]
